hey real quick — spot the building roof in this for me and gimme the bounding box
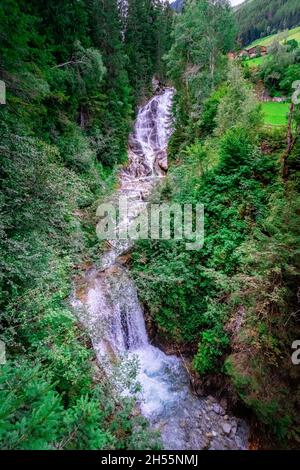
[246,45,268,52]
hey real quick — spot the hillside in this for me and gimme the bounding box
[247,25,300,48]
[236,0,300,45]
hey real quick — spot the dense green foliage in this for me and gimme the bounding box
[125,0,173,101]
[0,0,172,450]
[165,0,236,154]
[259,40,300,96]
[236,0,300,46]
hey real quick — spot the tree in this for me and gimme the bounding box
[236,0,300,46]
[167,0,235,86]
[125,0,172,102]
[282,101,300,179]
[165,0,236,148]
[215,64,262,135]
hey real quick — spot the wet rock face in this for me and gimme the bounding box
[156,149,168,173]
[152,77,164,94]
[123,88,173,185]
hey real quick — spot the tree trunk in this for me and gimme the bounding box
[282,102,295,180]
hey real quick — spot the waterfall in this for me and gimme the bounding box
[73,88,249,451]
[81,270,148,357]
[76,88,174,363]
[128,88,173,175]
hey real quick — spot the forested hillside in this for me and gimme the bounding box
[236,0,300,45]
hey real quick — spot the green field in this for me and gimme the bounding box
[247,26,300,49]
[261,101,290,126]
[245,55,265,68]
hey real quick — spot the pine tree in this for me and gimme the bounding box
[125,0,172,102]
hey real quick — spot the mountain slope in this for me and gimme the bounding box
[236,0,300,45]
[247,25,300,48]
[170,0,184,12]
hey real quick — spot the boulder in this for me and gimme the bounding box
[222,422,232,435]
[158,156,168,172]
[212,403,225,415]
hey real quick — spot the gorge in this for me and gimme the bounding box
[73,88,249,451]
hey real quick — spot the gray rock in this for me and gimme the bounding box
[226,440,240,450]
[235,436,243,448]
[222,422,232,435]
[158,157,168,172]
[220,398,228,410]
[230,423,237,436]
[212,403,225,415]
[209,440,225,451]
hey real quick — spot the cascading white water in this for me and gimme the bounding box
[73,88,249,450]
[77,89,174,360]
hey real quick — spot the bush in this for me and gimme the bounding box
[193,326,230,375]
[0,360,63,450]
[219,127,255,173]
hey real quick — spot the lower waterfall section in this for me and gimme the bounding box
[73,266,248,450]
[72,89,249,450]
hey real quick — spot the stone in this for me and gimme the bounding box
[212,403,225,415]
[222,423,232,435]
[209,441,225,451]
[226,440,239,450]
[220,398,228,410]
[158,157,168,171]
[231,424,237,436]
[152,77,161,93]
[235,436,243,448]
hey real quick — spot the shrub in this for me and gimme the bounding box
[193,326,230,375]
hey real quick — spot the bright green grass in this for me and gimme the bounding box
[247,26,300,49]
[245,56,265,68]
[261,101,290,126]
